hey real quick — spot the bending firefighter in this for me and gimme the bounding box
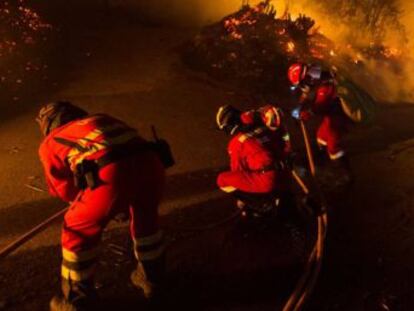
[37,102,173,310]
[288,63,352,179]
[216,104,293,218]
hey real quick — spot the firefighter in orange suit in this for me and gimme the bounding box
[216,105,292,216]
[37,102,171,310]
[288,63,351,175]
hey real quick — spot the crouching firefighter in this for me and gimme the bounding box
[215,105,294,219]
[36,102,174,310]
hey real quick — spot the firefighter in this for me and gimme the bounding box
[37,102,171,310]
[216,105,293,217]
[287,63,352,178]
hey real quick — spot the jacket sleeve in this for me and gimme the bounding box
[39,144,79,203]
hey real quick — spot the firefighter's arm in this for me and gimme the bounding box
[39,149,79,203]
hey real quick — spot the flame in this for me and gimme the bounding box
[0,0,52,91]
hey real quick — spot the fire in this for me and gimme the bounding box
[383,47,402,58]
[186,0,405,90]
[0,0,52,90]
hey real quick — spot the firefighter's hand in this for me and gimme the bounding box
[300,110,312,121]
[291,107,311,121]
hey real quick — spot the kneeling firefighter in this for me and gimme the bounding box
[216,105,294,218]
[37,102,174,310]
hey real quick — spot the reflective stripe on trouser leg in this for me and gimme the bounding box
[133,230,165,283]
[61,247,99,283]
[133,230,165,262]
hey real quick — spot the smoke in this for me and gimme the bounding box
[112,0,250,26]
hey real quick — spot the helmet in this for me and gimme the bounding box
[259,105,282,131]
[307,64,322,80]
[216,105,241,135]
[287,63,307,86]
[36,101,88,136]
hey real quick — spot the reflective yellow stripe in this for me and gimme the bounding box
[67,129,137,169]
[238,127,266,143]
[216,106,226,129]
[134,231,163,247]
[329,150,345,160]
[62,247,99,262]
[317,138,327,146]
[136,244,165,261]
[283,134,290,141]
[220,186,237,193]
[61,265,96,282]
[238,134,248,143]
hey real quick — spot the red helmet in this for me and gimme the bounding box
[287,63,307,86]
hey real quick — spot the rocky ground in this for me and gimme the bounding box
[0,3,414,311]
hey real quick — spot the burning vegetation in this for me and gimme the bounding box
[0,0,51,97]
[183,0,408,100]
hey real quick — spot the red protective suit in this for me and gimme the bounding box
[301,82,348,160]
[217,127,290,194]
[39,114,165,285]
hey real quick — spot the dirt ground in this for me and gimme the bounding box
[1,3,414,311]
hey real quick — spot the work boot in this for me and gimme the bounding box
[131,256,165,300]
[50,296,83,311]
[131,262,156,299]
[50,279,96,311]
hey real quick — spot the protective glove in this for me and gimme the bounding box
[291,106,312,121]
[299,109,312,121]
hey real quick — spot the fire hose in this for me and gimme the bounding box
[282,120,328,311]
[0,207,69,260]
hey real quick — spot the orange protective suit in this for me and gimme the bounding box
[39,114,165,286]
